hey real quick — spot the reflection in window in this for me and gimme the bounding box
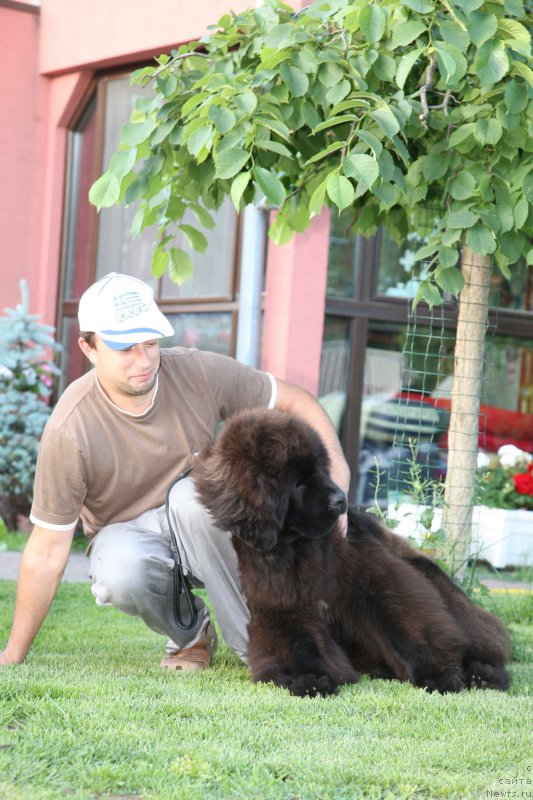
[62,97,97,300]
[163,313,233,356]
[326,214,360,298]
[318,316,350,433]
[161,199,237,300]
[58,73,242,388]
[357,323,533,504]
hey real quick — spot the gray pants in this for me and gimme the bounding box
[88,476,250,659]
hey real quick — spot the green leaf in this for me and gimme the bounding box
[373,54,397,83]
[294,45,319,74]
[474,41,509,85]
[253,5,279,34]
[498,18,531,47]
[280,64,309,98]
[208,106,236,134]
[269,210,294,245]
[356,130,383,158]
[436,266,464,295]
[435,43,467,85]
[499,231,525,262]
[190,203,215,230]
[151,243,168,279]
[230,171,251,211]
[181,91,210,117]
[434,44,458,85]
[415,280,443,308]
[342,154,379,189]
[392,20,427,48]
[318,62,344,88]
[179,224,208,253]
[187,126,212,157]
[234,91,258,116]
[468,12,498,46]
[514,196,529,229]
[88,172,121,210]
[401,0,434,11]
[326,80,352,106]
[258,140,293,158]
[309,176,329,216]
[326,174,355,212]
[448,123,475,147]
[108,148,138,180]
[121,118,156,147]
[265,23,295,49]
[312,115,357,134]
[305,141,346,165]
[214,147,250,180]
[168,247,194,285]
[359,4,386,44]
[473,118,503,146]
[511,61,533,89]
[256,116,291,142]
[449,171,477,200]
[439,20,470,53]
[421,153,449,181]
[504,80,528,114]
[454,0,483,10]
[447,208,479,228]
[396,48,425,89]
[254,167,286,207]
[466,222,497,255]
[371,107,401,139]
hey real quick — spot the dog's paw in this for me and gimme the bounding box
[417,672,465,694]
[465,662,511,691]
[289,673,338,698]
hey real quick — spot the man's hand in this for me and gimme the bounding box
[0,525,75,665]
[0,649,23,666]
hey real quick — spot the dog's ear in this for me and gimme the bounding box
[193,453,289,552]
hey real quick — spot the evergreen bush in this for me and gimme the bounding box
[0,281,61,530]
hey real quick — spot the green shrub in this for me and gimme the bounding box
[0,281,61,530]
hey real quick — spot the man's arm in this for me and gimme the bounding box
[0,525,75,665]
[274,378,351,498]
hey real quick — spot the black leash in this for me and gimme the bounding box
[165,468,198,630]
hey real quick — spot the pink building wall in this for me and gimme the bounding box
[0,0,329,395]
[0,5,42,312]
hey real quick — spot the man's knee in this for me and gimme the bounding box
[90,544,174,611]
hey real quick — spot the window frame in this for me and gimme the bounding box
[324,228,533,503]
[56,67,246,390]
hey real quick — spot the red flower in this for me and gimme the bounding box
[513,471,533,496]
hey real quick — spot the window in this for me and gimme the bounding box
[57,72,241,393]
[322,213,533,504]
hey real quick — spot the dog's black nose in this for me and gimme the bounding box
[329,488,347,514]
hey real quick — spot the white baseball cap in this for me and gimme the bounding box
[78,272,174,351]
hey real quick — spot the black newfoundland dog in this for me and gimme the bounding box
[194,409,511,697]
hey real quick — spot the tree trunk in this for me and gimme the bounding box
[441,246,491,574]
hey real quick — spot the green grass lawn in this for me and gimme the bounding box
[0,581,532,800]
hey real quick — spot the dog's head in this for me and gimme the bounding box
[193,409,347,552]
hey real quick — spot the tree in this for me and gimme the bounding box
[0,281,61,530]
[90,0,533,562]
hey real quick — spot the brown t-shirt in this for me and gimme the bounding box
[30,348,275,538]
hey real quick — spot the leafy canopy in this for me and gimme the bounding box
[89,0,533,305]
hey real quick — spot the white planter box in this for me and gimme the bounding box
[388,503,533,569]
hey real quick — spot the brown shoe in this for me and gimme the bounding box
[160,622,217,672]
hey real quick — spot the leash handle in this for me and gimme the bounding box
[165,468,198,630]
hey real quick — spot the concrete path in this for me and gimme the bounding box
[0,550,531,591]
[0,550,89,583]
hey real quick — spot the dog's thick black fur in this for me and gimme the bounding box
[194,409,511,697]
